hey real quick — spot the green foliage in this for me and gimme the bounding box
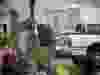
[55,64,80,75]
[0,32,16,48]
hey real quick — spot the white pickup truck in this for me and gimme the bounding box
[56,24,100,55]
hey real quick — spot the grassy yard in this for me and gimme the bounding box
[32,48,80,75]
